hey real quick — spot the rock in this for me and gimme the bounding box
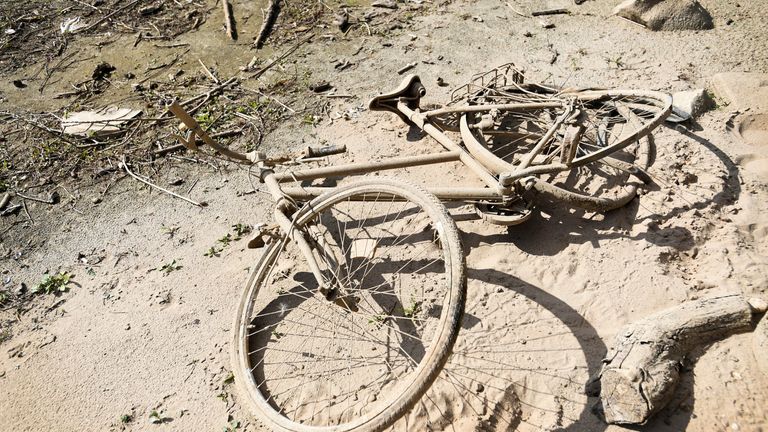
[372,0,397,9]
[672,88,713,119]
[749,298,768,313]
[613,0,714,31]
[712,72,768,111]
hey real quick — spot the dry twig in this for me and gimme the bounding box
[120,157,206,207]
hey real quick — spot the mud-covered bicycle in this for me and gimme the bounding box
[170,64,672,432]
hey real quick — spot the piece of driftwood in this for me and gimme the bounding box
[597,295,766,424]
[255,0,281,49]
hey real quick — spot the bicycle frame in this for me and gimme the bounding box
[169,69,671,296]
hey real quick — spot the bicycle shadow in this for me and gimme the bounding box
[460,126,737,257]
[404,269,706,432]
[456,201,694,258]
[402,268,610,431]
[636,124,742,224]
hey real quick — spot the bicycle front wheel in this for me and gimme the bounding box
[232,178,466,432]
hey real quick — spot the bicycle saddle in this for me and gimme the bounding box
[369,74,426,123]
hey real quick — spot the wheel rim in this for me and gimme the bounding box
[236,182,461,431]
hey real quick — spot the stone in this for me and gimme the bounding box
[372,0,397,9]
[712,72,768,111]
[672,88,713,119]
[613,0,714,31]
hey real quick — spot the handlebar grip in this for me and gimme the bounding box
[304,144,347,158]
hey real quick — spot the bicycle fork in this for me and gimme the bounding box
[260,169,360,311]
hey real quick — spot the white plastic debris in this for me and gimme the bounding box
[60,17,86,34]
[62,107,142,137]
[4,28,16,35]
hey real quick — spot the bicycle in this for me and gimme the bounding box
[169,63,672,432]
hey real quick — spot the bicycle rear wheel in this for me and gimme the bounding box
[232,178,466,432]
[460,89,669,211]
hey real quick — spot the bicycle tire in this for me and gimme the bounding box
[232,178,466,432]
[459,89,668,211]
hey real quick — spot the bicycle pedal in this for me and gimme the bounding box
[247,223,281,249]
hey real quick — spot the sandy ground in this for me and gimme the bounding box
[1,0,767,431]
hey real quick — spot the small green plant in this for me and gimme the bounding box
[148,410,163,424]
[604,55,625,69]
[223,372,235,385]
[248,100,264,111]
[33,272,73,295]
[159,260,182,275]
[0,290,8,305]
[232,223,252,239]
[217,233,233,247]
[206,225,252,257]
[271,330,284,340]
[569,57,582,72]
[120,414,132,424]
[403,298,421,318]
[368,313,386,324]
[302,114,317,125]
[224,419,241,431]
[195,112,214,129]
[161,225,179,238]
[204,246,221,258]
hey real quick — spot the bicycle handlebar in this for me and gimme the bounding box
[169,102,347,166]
